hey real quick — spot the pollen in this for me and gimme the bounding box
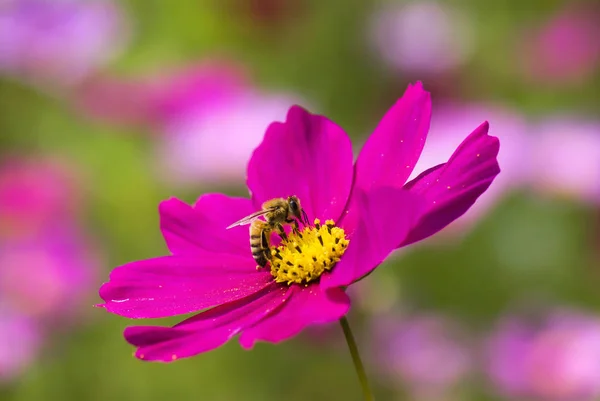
[269,218,349,285]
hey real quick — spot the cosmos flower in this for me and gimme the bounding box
[98,82,500,362]
[410,103,529,234]
[369,1,474,75]
[0,309,41,382]
[78,61,304,186]
[0,156,100,320]
[486,310,600,401]
[77,61,248,127]
[0,226,99,321]
[0,156,80,239]
[0,0,127,88]
[370,314,472,398]
[529,117,600,205]
[157,90,303,186]
[517,4,600,86]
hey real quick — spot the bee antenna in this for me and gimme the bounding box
[302,209,309,226]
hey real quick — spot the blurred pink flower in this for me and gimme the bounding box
[0,309,41,382]
[530,117,600,204]
[0,226,99,321]
[409,103,529,233]
[157,90,302,186]
[485,318,533,397]
[518,5,600,86]
[0,0,128,87]
[78,61,248,127]
[370,314,472,397]
[0,157,81,239]
[0,156,100,320]
[151,64,306,186]
[486,310,600,401]
[369,1,474,75]
[78,61,306,186]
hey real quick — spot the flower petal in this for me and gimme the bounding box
[246,105,354,221]
[354,82,431,191]
[124,284,291,362]
[402,121,500,245]
[160,194,255,256]
[99,255,271,318]
[322,187,421,289]
[238,284,350,348]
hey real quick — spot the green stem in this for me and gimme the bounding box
[339,316,375,401]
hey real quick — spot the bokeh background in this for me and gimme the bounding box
[1,0,599,400]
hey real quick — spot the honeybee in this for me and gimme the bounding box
[226,196,309,267]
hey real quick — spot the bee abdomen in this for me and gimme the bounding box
[250,221,271,268]
[251,248,270,267]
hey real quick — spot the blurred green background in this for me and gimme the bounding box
[1,0,599,400]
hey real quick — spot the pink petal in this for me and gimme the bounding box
[160,194,255,256]
[99,255,272,318]
[246,105,354,221]
[322,187,421,289]
[354,82,431,191]
[238,284,350,348]
[402,121,500,245]
[124,284,291,361]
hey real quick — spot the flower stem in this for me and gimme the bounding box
[339,316,375,401]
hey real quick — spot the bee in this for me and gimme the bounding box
[226,196,309,268]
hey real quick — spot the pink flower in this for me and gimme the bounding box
[369,1,475,75]
[529,117,600,204]
[0,0,128,88]
[486,311,600,401]
[98,82,499,362]
[157,90,303,186]
[484,318,532,397]
[0,157,81,239]
[371,314,472,397]
[0,156,100,320]
[0,226,99,320]
[78,61,304,186]
[0,309,41,382]
[78,61,248,127]
[410,103,529,233]
[518,5,600,86]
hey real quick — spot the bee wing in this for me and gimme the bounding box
[226,208,275,229]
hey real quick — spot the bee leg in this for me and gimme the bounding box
[301,209,309,226]
[286,218,300,234]
[275,223,288,241]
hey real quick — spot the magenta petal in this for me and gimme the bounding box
[402,121,500,245]
[246,105,354,221]
[354,82,431,191]
[124,284,291,362]
[238,284,350,349]
[322,187,421,289]
[99,255,272,318]
[160,194,255,256]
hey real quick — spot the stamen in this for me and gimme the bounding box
[269,218,349,285]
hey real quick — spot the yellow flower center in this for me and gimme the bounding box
[269,219,349,285]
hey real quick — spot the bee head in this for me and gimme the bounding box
[287,195,307,224]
